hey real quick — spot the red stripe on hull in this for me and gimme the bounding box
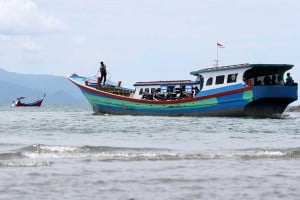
[69,78,252,105]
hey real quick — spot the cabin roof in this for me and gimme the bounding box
[190,63,294,76]
[190,63,250,75]
[134,80,195,87]
[244,64,294,78]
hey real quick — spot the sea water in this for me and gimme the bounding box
[0,105,299,200]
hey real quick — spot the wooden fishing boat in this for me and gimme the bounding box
[68,63,298,117]
[12,94,46,107]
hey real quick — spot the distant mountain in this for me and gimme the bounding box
[0,68,87,105]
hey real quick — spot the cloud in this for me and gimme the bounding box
[0,0,67,34]
[71,36,88,45]
[21,39,41,52]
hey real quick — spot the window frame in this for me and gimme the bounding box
[227,73,238,83]
[215,75,225,85]
[206,77,213,86]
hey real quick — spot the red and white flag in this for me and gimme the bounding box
[217,42,224,48]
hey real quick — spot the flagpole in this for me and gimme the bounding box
[216,42,224,67]
[216,41,219,67]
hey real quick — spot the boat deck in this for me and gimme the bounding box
[91,85,133,97]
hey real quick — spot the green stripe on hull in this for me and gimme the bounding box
[243,90,253,101]
[84,91,218,110]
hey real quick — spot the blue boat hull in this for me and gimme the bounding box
[244,85,298,116]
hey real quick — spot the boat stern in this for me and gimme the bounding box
[252,85,297,100]
[245,85,298,116]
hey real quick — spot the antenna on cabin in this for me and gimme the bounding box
[214,59,218,67]
[216,42,224,67]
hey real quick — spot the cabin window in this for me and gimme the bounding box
[227,73,238,83]
[206,77,213,86]
[139,88,143,95]
[145,88,149,93]
[215,75,225,85]
[161,86,167,94]
[185,85,192,93]
[151,88,155,93]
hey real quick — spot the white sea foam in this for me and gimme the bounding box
[234,149,290,160]
[0,160,52,167]
[19,144,300,161]
[33,144,82,153]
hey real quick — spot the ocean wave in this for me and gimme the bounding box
[3,144,300,162]
[19,144,217,161]
[0,143,21,147]
[235,148,300,160]
[22,151,220,161]
[0,161,53,167]
[20,144,169,154]
[0,152,23,160]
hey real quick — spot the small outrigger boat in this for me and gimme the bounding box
[12,94,46,107]
[68,63,298,117]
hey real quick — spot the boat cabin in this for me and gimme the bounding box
[242,64,294,86]
[190,63,296,97]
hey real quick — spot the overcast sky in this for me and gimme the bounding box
[0,0,299,91]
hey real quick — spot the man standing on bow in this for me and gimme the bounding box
[99,61,107,85]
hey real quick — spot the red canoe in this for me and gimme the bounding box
[12,94,46,107]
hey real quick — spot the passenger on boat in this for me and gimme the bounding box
[166,89,176,100]
[177,88,188,99]
[153,89,164,100]
[194,86,200,96]
[285,73,294,86]
[142,92,153,100]
[277,76,284,85]
[154,92,165,100]
[263,75,271,85]
[243,78,248,85]
[271,75,277,85]
[99,61,107,85]
[256,80,262,85]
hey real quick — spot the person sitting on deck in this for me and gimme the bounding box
[263,75,271,85]
[142,92,153,100]
[255,79,262,86]
[153,89,165,100]
[194,86,200,96]
[285,72,294,86]
[271,75,277,85]
[277,77,284,85]
[177,88,188,99]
